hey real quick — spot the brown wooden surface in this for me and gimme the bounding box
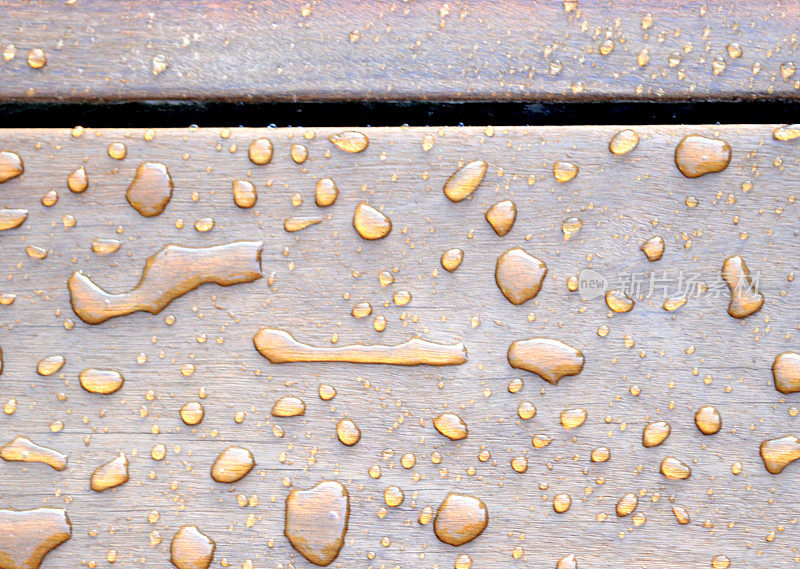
[1,1,800,102]
[0,125,798,568]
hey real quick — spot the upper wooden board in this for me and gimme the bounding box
[1,0,799,103]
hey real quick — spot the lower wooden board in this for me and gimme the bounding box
[0,124,799,568]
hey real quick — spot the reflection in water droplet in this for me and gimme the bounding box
[674,135,731,178]
[605,289,634,313]
[91,453,130,491]
[285,480,350,566]
[170,525,216,569]
[441,248,464,272]
[721,255,763,318]
[211,446,254,483]
[67,166,88,193]
[37,355,65,376]
[319,384,337,401]
[616,493,638,517]
[443,160,488,202]
[0,151,23,183]
[336,419,361,446]
[553,161,578,182]
[248,138,273,165]
[1,435,67,471]
[695,405,721,435]
[660,456,691,480]
[760,435,800,474]
[433,413,468,440]
[609,129,639,155]
[560,408,587,429]
[233,180,257,208]
[434,493,488,546]
[353,202,391,240]
[0,508,71,569]
[495,248,547,305]
[180,401,205,425]
[271,396,306,417]
[641,236,664,261]
[126,162,173,217]
[315,178,338,207]
[329,131,369,153]
[773,352,800,394]
[79,369,124,394]
[507,337,584,385]
[642,421,671,447]
[485,200,516,236]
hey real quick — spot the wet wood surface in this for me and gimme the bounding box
[1,1,799,103]
[0,125,799,569]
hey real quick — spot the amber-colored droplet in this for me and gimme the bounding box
[285,480,350,566]
[674,135,731,178]
[170,525,216,569]
[79,369,124,394]
[507,337,584,385]
[774,124,800,141]
[319,384,337,400]
[67,166,88,193]
[553,493,571,513]
[353,202,391,240]
[773,351,800,394]
[107,142,127,160]
[126,162,173,217]
[443,160,487,202]
[721,255,763,318]
[329,131,369,153]
[561,217,583,241]
[433,413,468,440]
[0,209,27,231]
[616,493,638,517]
[641,236,664,261]
[291,144,308,164]
[605,289,634,313]
[434,493,488,546]
[660,456,691,480]
[0,151,23,184]
[91,453,130,491]
[315,178,338,207]
[760,435,800,474]
[485,200,517,236]
[591,446,610,462]
[609,129,639,155]
[248,138,273,165]
[27,48,47,68]
[560,408,587,429]
[336,418,361,446]
[232,180,257,208]
[672,505,691,524]
[0,508,71,569]
[271,396,306,417]
[1,435,67,471]
[37,355,65,376]
[285,216,323,232]
[180,401,205,425]
[695,405,722,435]
[553,161,578,182]
[642,421,671,447]
[495,248,547,305]
[556,554,577,569]
[210,446,254,483]
[441,248,464,272]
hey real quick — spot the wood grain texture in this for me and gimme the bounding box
[1,1,800,103]
[0,125,798,568]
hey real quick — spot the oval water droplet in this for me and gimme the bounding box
[211,446,254,483]
[271,396,306,417]
[79,369,124,394]
[674,135,731,178]
[660,456,691,480]
[694,405,721,435]
[67,166,88,193]
[773,124,800,141]
[642,421,671,447]
[37,355,65,376]
[560,408,587,429]
[434,493,488,546]
[336,418,361,446]
[248,138,273,165]
[315,178,338,207]
[91,238,122,256]
[609,129,639,155]
[353,202,391,240]
[0,209,27,231]
[232,180,257,208]
[443,160,487,202]
[329,131,369,153]
[433,413,468,440]
[773,351,800,394]
[441,248,464,272]
[553,161,578,182]
[616,493,638,517]
[0,151,23,183]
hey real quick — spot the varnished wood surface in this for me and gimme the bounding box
[0,125,798,568]
[1,1,800,103]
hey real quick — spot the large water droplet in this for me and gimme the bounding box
[507,337,584,385]
[210,446,254,483]
[79,369,125,394]
[443,160,487,202]
[0,151,23,183]
[353,202,391,240]
[495,248,547,305]
[126,162,173,217]
[0,435,67,471]
[773,352,800,394]
[434,493,488,546]
[285,481,350,566]
[90,453,129,491]
[170,525,215,569]
[675,135,731,178]
[721,255,763,318]
[760,435,800,474]
[0,508,71,569]
[433,413,468,440]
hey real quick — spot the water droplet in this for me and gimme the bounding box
[248,138,273,165]
[126,162,173,217]
[553,161,578,183]
[27,48,46,69]
[675,135,731,178]
[393,290,412,306]
[774,124,800,141]
[69,241,263,324]
[726,42,743,58]
[211,446,254,483]
[507,337,584,385]
[781,61,797,81]
[433,413,468,440]
[0,151,23,183]
[384,485,404,507]
[553,493,572,513]
[315,178,338,207]
[336,419,361,446]
[660,456,691,480]
[672,505,691,524]
[351,302,372,318]
[454,554,473,569]
[319,384,337,401]
[67,166,88,193]
[599,39,614,55]
[532,434,553,448]
[441,248,464,272]
[591,446,610,462]
[605,289,635,313]
[695,405,721,435]
[443,160,487,202]
[180,401,205,425]
[556,554,578,569]
[560,408,587,429]
[495,248,547,305]
[91,453,129,491]
[712,56,727,76]
[254,328,466,366]
[561,217,582,241]
[609,129,639,155]
[353,202,391,240]
[0,508,71,569]
[1,435,67,471]
[518,401,536,420]
[485,200,516,236]
[79,369,124,394]
[616,493,638,517]
[434,493,488,546]
[0,293,16,306]
[662,295,687,311]
[107,142,127,160]
[37,355,65,376]
[26,246,47,260]
[641,236,664,261]
[285,480,349,566]
[773,351,800,394]
[712,555,731,569]
[170,525,215,569]
[760,435,800,474]
[642,421,671,447]
[378,271,394,287]
[271,396,306,417]
[721,255,763,318]
[193,217,214,232]
[152,53,169,75]
[91,238,122,256]
[284,216,323,233]
[232,180,257,208]
[290,144,308,164]
[329,131,368,153]
[0,209,27,231]
[638,48,651,67]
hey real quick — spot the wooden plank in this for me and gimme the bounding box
[1,1,799,103]
[0,124,798,569]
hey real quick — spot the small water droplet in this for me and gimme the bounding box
[180,401,205,425]
[605,289,635,313]
[127,162,173,217]
[695,405,721,435]
[271,396,306,417]
[336,418,361,446]
[315,178,338,207]
[211,446,254,483]
[91,453,129,491]
[485,199,516,236]
[27,48,47,68]
[249,138,273,164]
[560,408,587,429]
[433,413,468,440]
[642,421,671,447]
[37,355,65,376]
[0,151,23,183]
[441,248,464,272]
[616,493,638,517]
[660,456,691,480]
[232,180,257,208]
[329,131,369,153]
[641,236,664,261]
[773,124,800,141]
[107,142,127,160]
[609,129,639,155]
[553,161,578,182]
